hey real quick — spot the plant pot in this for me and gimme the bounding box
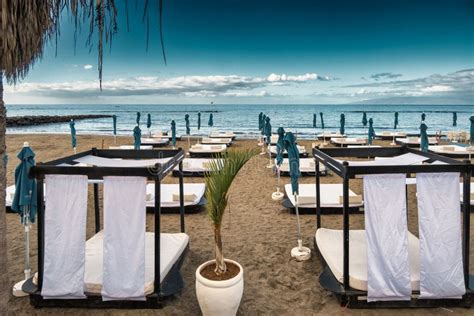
[195,259,244,316]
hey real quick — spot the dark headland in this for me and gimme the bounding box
[6,115,112,127]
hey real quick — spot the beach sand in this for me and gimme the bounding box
[3,134,473,315]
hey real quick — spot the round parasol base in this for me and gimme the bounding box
[266,163,275,169]
[390,142,396,146]
[291,246,311,261]
[272,190,284,201]
[12,280,29,297]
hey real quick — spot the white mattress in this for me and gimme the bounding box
[74,155,171,168]
[140,138,169,145]
[269,145,307,155]
[209,132,236,138]
[201,138,232,145]
[380,132,407,137]
[331,138,367,145]
[429,145,474,155]
[285,183,363,208]
[189,144,227,153]
[277,158,326,173]
[396,137,438,145]
[146,183,206,208]
[109,145,153,150]
[173,158,223,173]
[317,132,343,138]
[337,153,429,167]
[316,228,420,291]
[84,231,189,295]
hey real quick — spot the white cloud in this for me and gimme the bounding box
[83,64,93,70]
[7,72,332,99]
[420,85,453,93]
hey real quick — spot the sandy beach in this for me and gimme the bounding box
[3,134,473,315]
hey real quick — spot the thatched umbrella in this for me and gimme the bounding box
[0,0,166,301]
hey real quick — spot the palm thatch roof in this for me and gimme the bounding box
[1,0,165,88]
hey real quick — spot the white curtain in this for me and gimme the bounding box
[363,174,411,302]
[101,176,147,301]
[42,175,88,299]
[417,173,465,298]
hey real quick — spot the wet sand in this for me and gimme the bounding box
[3,134,473,315]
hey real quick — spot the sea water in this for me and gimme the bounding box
[5,104,473,138]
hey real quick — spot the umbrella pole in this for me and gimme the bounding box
[114,135,117,144]
[187,135,191,156]
[260,137,266,155]
[266,144,274,168]
[291,193,311,261]
[271,167,284,200]
[73,147,77,154]
[24,207,31,280]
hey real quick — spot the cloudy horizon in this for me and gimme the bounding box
[4,0,473,105]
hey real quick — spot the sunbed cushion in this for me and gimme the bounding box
[84,231,189,295]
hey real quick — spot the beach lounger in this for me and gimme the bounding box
[317,132,344,140]
[276,158,327,176]
[84,230,188,295]
[331,137,367,147]
[146,183,207,213]
[140,138,170,147]
[200,137,233,146]
[268,145,307,157]
[209,131,236,140]
[428,145,474,158]
[378,131,407,140]
[396,136,438,147]
[282,183,363,214]
[189,144,227,158]
[151,133,182,141]
[172,158,223,177]
[315,228,420,291]
[109,145,153,150]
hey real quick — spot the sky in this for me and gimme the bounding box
[5,0,474,105]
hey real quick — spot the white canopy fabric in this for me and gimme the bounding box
[74,155,171,168]
[417,173,465,299]
[364,174,412,302]
[41,175,89,299]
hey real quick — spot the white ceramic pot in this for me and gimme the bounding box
[195,259,244,316]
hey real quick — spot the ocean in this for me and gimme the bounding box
[5,104,473,138]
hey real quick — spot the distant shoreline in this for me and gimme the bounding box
[6,114,112,127]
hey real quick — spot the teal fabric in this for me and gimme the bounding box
[208,114,213,127]
[261,114,266,135]
[147,113,152,129]
[313,113,317,128]
[320,112,324,129]
[453,112,457,127]
[421,113,426,122]
[340,113,345,135]
[284,132,300,195]
[420,123,429,152]
[470,116,474,145]
[136,112,141,126]
[11,146,37,223]
[171,120,177,147]
[133,125,141,149]
[394,112,399,129]
[198,112,201,130]
[259,112,263,130]
[69,120,77,148]
[368,118,375,145]
[112,115,117,135]
[276,127,285,166]
[185,114,190,135]
[264,117,272,144]
[362,112,367,127]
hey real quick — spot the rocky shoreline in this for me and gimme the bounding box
[6,114,112,127]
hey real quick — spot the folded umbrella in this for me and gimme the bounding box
[362,112,367,127]
[420,122,429,152]
[368,118,375,145]
[133,125,141,150]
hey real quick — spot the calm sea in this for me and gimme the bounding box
[5,104,473,138]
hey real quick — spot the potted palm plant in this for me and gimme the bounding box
[195,149,255,316]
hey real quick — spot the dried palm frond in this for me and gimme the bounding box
[1,0,166,87]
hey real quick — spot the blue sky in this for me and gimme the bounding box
[5,0,474,104]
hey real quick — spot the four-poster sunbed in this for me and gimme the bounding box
[23,148,189,309]
[312,145,473,308]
